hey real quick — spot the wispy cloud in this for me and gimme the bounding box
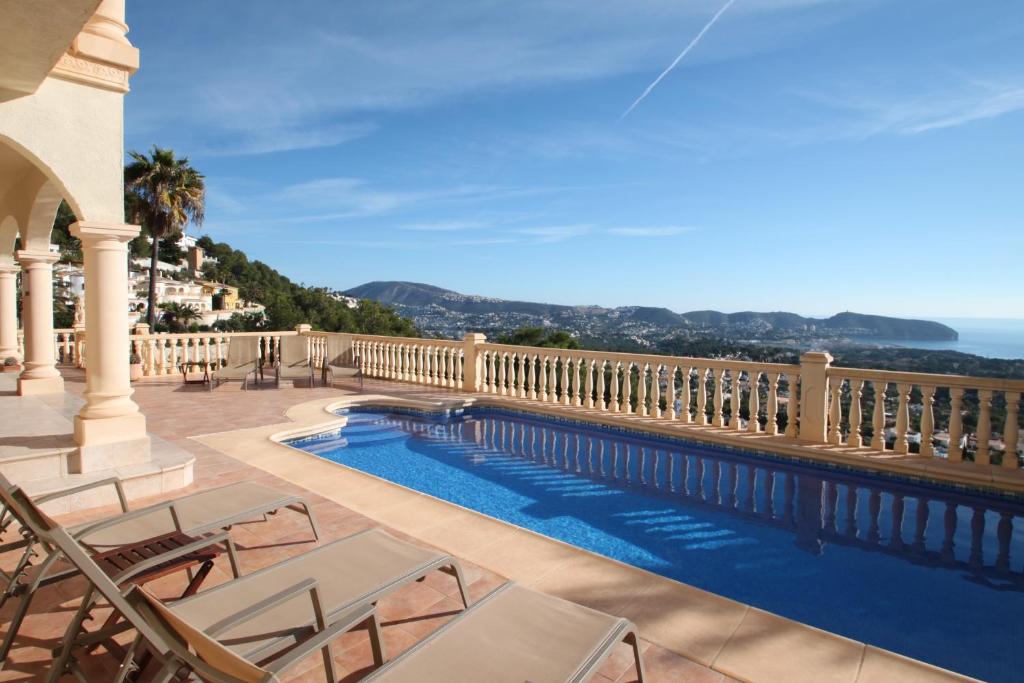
[401,221,486,232]
[622,0,737,118]
[606,226,698,237]
[515,225,592,243]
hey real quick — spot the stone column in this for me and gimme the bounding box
[69,222,149,472]
[0,265,19,361]
[16,250,63,395]
[798,351,833,444]
[463,333,486,392]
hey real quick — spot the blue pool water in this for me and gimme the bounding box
[289,407,1024,681]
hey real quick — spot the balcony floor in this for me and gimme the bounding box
[1,369,734,683]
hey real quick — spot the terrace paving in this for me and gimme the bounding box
[0,368,978,682]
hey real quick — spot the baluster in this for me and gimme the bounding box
[712,368,725,427]
[649,364,661,418]
[169,340,179,375]
[509,356,520,397]
[695,368,708,425]
[872,381,888,451]
[828,378,843,444]
[621,362,633,414]
[202,337,211,370]
[574,357,585,407]
[847,379,863,447]
[585,359,595,408]
[455,349,464,389]
[976,389,993,466]
[156,339,167,375]
[1004,392,1020,469]
[610,362,620,413]
[495,352,505,395]
[596,360,607,411]
[515,353,525,398]
[785,374,799,438]
[680,367,693,423]
[414,345,422,384]
[637,363,649,417]
[747,371,761,433]
[547,355,557,402]
[539,356,549,401]
[663,365,676,420]
[766,373,780,436]
[491,350,499,393]
[731,369,742,429]
[559,356,569,405]
[428,346,436,385]
[143,338,155,376]
[919,385,935,457]
[523,354,533,399]
[894,382,911,454]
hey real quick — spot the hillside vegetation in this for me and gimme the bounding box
[194,237,418,335]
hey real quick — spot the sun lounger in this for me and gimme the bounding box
[320,334,363,389]
[42,518,469,683]
[361,582,646,683]
[0,476,319,664]
[212,336,261,390]
[273,336,313,388]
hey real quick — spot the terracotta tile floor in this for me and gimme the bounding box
[0,369,735,682]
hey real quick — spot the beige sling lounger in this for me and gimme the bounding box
[320,334,363,389]
[273,335,314,388]
[43,519,469,682]
[361,581,646,683]
[0,476,319,664]
[211,336,262,389]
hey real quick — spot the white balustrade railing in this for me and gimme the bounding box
[476,343,800,434]
[827,367,1023,469]
[41,324,1024,474]
[350,334,464,389]
[128,331,295,377]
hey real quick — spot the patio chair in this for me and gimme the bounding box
[211,336,262,390]
[45,522,470,683]
[320,334,362,390]
[361,581,646,683]
[0,476,319,663]
[273,336,313,388]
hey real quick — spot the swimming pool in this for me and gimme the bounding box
[289,406,1024,681]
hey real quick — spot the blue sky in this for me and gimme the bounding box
[124,1,1024,318]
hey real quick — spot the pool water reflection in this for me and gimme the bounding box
[290,407,1024,681]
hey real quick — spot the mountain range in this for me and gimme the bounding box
[344,281,958,342]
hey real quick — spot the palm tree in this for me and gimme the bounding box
[125,146,205,328]
[158,302,202,333]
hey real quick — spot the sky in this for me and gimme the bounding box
[124,0,1024,319]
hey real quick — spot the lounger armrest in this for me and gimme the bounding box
[205,577,322,637]
[110,530,234,585]
[34,477,129,513]
[71,499,178,541]
[264,602,378,676]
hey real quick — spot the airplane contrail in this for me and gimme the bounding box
[621,0,737,119]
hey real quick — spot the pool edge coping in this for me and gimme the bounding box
[192,393,979,683]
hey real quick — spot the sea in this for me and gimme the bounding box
[853,318,1024,360]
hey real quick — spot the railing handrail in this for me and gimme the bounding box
[129,330,298,341]
[830,365,1024,393]
[349,332,460,347]
[479,341,801,375]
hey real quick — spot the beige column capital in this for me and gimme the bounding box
[71,221,141,243]
[0,264,19,276]
[16,250,60,267]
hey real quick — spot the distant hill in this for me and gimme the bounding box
[344,281,958,342]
